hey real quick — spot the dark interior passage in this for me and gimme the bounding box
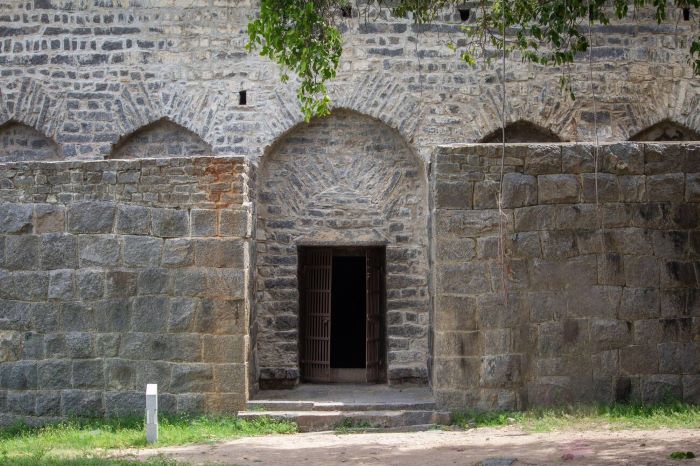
[330,256,366,368]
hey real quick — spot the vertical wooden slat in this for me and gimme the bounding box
[366,247,383,383]
[299,247,332,382]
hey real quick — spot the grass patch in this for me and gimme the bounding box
[453,401,700,432]
[0,414,296,465]
[0,456,181,466]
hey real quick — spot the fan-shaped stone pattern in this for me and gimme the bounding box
[481,121,563,143]
[630,120,700,141]
[256,110,429,385]
[0,122,61,162]
[109,119,213,159]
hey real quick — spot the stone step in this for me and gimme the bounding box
[246,399,437,412]
[238,410,452,432]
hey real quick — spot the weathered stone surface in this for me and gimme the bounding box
[501,173,537,208]
[202,335,246,363]
[104,358,136,390]
[122,235,162,267]
[590,320,631,351]
[537,175,580,204]
[79,235,120,267]
[162,239,194,267]
[219,209,248,237]
[581,173,619,202]
[48,269,74,299]
[62,389,103,416]
[91,299,131,333]
[169,298,200,332]
[0,204,33,234]
[170,364,214,393]
[35,204,66,233]
[658,342,700,373]
[152,208,189,238]
[620,345,658,374]
[194,239,244,268]
[638,374,682,404]
[7,391,36,416]
[524,146,561,175]
[473,180,498,209]
[646,173,685,202]
[131,296,170,332]
[116,205,151,235]
[687,173,700,201]
[68,202,116,234]
[36,391,62,416]
[619,175,646,202]
[437,262,491,294]
[104,271,136,299]
[624,255,659,287]
[1,361,37,389]
[5,234,39,270]
[436,236,476,262]
[480,355,521,388]
[76,269,104,300]
[435,331,481,357]
[192,209,217,236]
[72,359,104,389]
[41,233,78,269]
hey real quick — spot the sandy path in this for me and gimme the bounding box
[131,427,700,466]
[128,427,700,465]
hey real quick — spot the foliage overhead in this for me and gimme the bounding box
[248,0,700,120]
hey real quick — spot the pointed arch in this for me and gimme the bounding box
[254,109,430,386]
[629,119,700,142]
[0,120,62,162]
[480,120,563,143]
[108,117,213,159]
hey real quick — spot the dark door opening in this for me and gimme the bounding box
[330,256,366,369]
[298,246,386,384]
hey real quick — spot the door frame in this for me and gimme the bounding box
[297,244,387,384]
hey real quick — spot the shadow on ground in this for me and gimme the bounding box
[132,427,700,465]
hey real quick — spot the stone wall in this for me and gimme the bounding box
[110,119,214,159]
[1,2,700,162]
[432,142,700,410]
[255,110,430,386]
[0,122,62,162]
[0,156,253,423]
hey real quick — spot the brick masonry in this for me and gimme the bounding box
[432,143,700,409]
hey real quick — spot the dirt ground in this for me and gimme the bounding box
[130,427,700,465]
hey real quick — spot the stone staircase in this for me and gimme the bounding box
[239,384,452,432]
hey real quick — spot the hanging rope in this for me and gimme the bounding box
[497,0,509,305]
[587,1,605,254]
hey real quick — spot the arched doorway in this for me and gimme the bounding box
[254,110,430,388]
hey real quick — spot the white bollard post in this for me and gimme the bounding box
[146,384,158,444]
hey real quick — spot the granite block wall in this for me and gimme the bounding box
[0,156,253,424]
[432,142,700,410]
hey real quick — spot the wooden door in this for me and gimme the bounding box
[365,247,383,383]
[299,248,332,382]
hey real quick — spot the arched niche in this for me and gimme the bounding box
[481,120,563,143]
[0,120,61,162]
[629,120,700,142]
[254,109,430,387]
[108,118,213,159]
